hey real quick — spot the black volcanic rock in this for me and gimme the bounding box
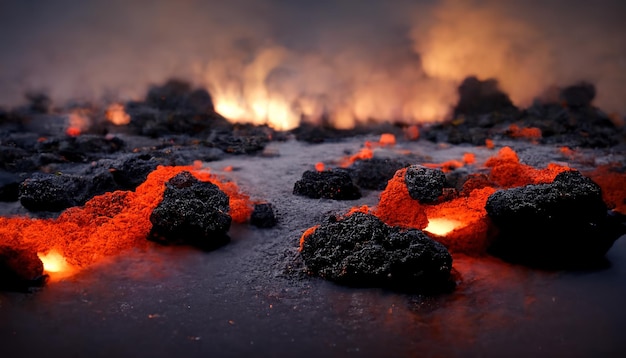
[486,171,624,268]
[349,158,411,190]
[560,82,596,108]
[300,212,453,292]
[454,76,517,116]
[0,246,46,292]
[126,79,231,137]
[404,165,446,203]
[250,203,277,228]
[293,170,361,200]
[19,173,91,212]
[146,79,214,113]
[109,153,161,190]
[149,171,231,249]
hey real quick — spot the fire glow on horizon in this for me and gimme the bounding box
[0,0,623,131]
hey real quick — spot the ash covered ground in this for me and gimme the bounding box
[1,79,626,357]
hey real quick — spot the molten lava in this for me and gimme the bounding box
[424,218,463,237]
[302,146,574,256]
[37,250,75,280]
[0,165,253,279]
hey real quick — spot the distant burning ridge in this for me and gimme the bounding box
[0,165,252,282]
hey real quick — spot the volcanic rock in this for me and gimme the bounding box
[349,158,411,190]
[486,170,624,268]
[404,165,446,203]
[19,173,93,212]
[454,76,517,116]
[300,212,453,292]
[560,82,596,108]
[250,203,278,228]
[208,131,270,154]
[146,79,214,113]
[149,171,231,249]
[126,79,231,137]
[109,153,161,190]
[293,170,361,200]
[0,246,46,292]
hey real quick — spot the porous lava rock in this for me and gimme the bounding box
[149,171,231,249]
[293,170,361,200]
[349,158,411,190]
[109,153,161,190]
[486,170,625,267]
[404,165,446,203]
[0,246,46,292]
[300,212,453,292]
[19,173,93,212]
[250,202,277,228]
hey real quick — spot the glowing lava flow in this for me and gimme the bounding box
[0,165,253,280]
[37,250,75,280]
[423,218,463,237]
[301,146,573,256]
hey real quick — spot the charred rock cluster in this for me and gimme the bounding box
[300,212,454,293]
[149,171,232,250]
[425,77,625,147]
[293,158,412,200]
[298,164,625,291]
[486,171,624,268]
[0,80,278,214]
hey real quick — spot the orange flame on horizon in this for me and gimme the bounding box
[105,103,131,126]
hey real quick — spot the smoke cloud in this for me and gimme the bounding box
[0,0,624,129]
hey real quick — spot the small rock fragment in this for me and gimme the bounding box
[0,246,46,292]
[404,165,446,203]
[250,203,277,228]
[293,170,361,200]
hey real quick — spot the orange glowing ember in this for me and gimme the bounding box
[299,225,319,251]
[339,147,374,167]
[105,103,131,125]
[404,125,420,141]
[585,164,626,214]
[485,139,495,149]
[485,147,570,187]
[463,153,476,165]
[507,124,542,142]
[66,111,91,136]
[65,127,81,137]
[378,133,396,146]
[315,162,325,172]
[0,165,253,279]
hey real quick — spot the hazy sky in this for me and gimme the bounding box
[0,0,624,125]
